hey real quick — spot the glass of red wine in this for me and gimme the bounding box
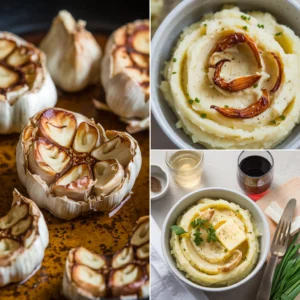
[237,151,274,201]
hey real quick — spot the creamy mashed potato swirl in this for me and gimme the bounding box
[161,6,300,149]
[170,198,259,286]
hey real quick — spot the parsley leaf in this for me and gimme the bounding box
[195,97,200,103]
[243,26,248,31]
[193,229,203,246]
[191,218,208,229]
[201,113,207,119]
[173,58,177,62]
[280,115,286,120]
[189,99,194,104]
[206,224,217,243]
[253,83,258,88]
[275,32,282,36]
[171,225,187,236]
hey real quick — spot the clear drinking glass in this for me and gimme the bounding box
[165,150,204,188]
[237,150,274,201]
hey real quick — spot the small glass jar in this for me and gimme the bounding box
[165,150,204,188]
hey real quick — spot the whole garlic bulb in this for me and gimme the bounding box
[0,32,57,134]
[0,189,49,287]
[62,216,149,300]
[40,10,102,92]
[99,20,150,133]
[16,107,142,220]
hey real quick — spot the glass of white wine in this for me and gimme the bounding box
[165,150,204,188]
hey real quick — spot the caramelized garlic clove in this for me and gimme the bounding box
[28,137,71,185]
[74,247,107,271]
[136,243,149,260]
[72,265,107,297]
[73,122,99,154]
[52,163,93,200]
[93,160,124,196]
[112,246,134,269]
[0,39,16,59]
[38,108,77,147]
[218,250,243,272]
[131,216,149,247]
[0,203,28,230]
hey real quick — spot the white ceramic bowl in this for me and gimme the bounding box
[151,164,170,201]
[161,187,270,292]
[151,0,300,149]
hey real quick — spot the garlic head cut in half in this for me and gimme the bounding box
[62,216,149,299]
[99,20,150,133]
[40,10,102,92]
[0,189,49,287]
[16,107,142,220]
[0,32,57,134]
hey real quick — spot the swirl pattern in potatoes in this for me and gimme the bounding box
[161,6,300,149]
[170,198,259,287]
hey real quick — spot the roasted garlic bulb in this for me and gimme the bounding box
[16,108,142,220]
[0,190,49,287]
[62,216,149,299]
[40,10,102,92]
[0,32,57,134]
[99,20,150,133]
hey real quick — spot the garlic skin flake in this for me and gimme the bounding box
[62,216,149,300]
[40,10,102,92]
[99,19,150,133]
[16,107,142,220]
[0,189,49,287]
[0,32,57,134]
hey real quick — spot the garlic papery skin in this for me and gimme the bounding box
[62,216,149,299]
[40,10,102,92]
[0,32,57,134]
[98,20,149,133]
[0,189,49,287]
[16,107,142,220]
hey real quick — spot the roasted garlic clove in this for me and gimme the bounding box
[0,32,57,134]
[131,216,149,247]
[218,250,243,272]
[16,108,141,220]
[136,243,149,260]
[211,89,270,118]
[212,59,261,92]
[74,247,107,271]
[111,246,134,269]
[40,10,102,92]
[93,160,124,196]
[109,263,145,297]
[52,164,94,201]
[0,190,48,286]
[38,109,77,147]
[28,137,71,185]
[270,52,283,93]
[99,20,149,132]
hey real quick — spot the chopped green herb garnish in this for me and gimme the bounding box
[193,229,203,246]
[206,224,217,243]
[224,105,229,108]
[173,58,177,62]
[191,218,207,229]
[201,113,207,119]
[171,225,187,236]
[189,100,194,104]
[270,120,276,125]
[248,16,251,20]
[280,115,286,120]
[241,15,248,20]
[203,23,207,27]
[253,83,258,88]
[243,26,248,31]
[236,210,240,213]
[172,72,177,74]
[257,24,264,29]
[275,32,282,36]
[195,97,200,103]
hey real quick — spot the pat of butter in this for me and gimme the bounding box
[265,202,300,235]
[216,219,246,251]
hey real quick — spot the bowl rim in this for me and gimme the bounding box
[161,187,270,292]
[151,0,300,149]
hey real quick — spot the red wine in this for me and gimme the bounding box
[240,156,271,177]
[237,155,273,199]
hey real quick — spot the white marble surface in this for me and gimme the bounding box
[151,150,300,300]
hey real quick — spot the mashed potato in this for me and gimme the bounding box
[161,6,300,148]
[170,198,259,286]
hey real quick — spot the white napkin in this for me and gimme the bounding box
[150,216,209,300]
